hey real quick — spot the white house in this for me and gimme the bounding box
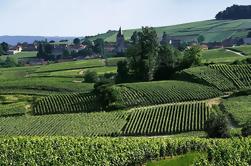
[8,46,22,55]
[243,38,251,45]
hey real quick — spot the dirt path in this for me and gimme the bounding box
[225,48,245,57]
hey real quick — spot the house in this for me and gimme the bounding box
[200,44,209,50]
[51,44,68,56]
[21,44,38,51]
[160,32,181,48]
[243,38,251,45]
[207,42,223,49]
[68,44,86,53]
[8,46,22,55]
[222,38,236,47]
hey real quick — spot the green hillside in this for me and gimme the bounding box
[89,19,251,42]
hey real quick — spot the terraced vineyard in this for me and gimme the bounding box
[33,93,96,115]
[123,102,210,135]
[114,81,223,107]
[210,64,251,89]
[181,66,236,91]
[0,112,128,136]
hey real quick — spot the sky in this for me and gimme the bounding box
[0,0,250,37]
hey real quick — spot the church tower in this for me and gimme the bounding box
[115,27,126,54]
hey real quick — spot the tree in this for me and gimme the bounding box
[83,70,98,83]
[81,39,93,56]
[241,121,251,137]
[4,57,18,67]
[37,42,54,60]
[116,60,129,83]
[0,45,3,56]
[197,35,205,44]
[130,31,139,44]
[73,38,81,45]
[247,31,251,38]
[154,44,182,80]
[183,45,202,68]
[93,80,118,111]
[215,5,251,20]
[1,42,9,53]
[63,49,70,58]
[94,38,104,57]
[127,27,159,81]
[205,112,230,138]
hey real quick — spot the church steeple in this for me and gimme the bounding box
[116,27,126,54]
[117,27,123,37]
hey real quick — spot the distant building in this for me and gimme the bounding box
[21,43,38,51]
[200,44,209,50]
[222,38,236,47]
[160,32,181,48]
[207,42,223,49]
[51,44,68,57]
[68,44,86,53]
[8,46,22,55]
[115,27,126,54]
[243,38,251,45]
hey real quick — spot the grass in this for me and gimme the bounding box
[146,152,206,166]
[224,95,251,126]
[201,48,247,63]
[35,59,105,73]
[0,94,35,116]
[88,19,251,43]
[232,45,251,56]
[0,51,37,61]
[32,66,117,78]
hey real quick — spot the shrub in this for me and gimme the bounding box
[205,112,230,138]
[241,121,251,137]
[83,70,98,83]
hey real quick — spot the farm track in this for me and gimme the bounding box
[225,48,245,57]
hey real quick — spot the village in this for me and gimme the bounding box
[1,27,251,66]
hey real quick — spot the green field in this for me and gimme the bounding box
[230,45,251,56]
[201,48,247,63]
[88,19,251,43]
[35,59,105,73]
[224,95,251,126]
[0,51,37,61]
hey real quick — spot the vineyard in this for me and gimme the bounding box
[33,93,96,115]
[180,66,237,91]
[0,112,128,136]
[210,64,251,89]
[223,95,251,126]
[114,81,223,107]
[0,137,249,166]
[123,102,210,135]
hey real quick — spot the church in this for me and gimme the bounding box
[115,27,126,55]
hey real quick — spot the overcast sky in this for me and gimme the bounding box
[0,0,250,36]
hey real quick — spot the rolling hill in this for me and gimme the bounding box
[88,19,251,43]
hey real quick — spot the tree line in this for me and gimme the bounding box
[216,5,251,20]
